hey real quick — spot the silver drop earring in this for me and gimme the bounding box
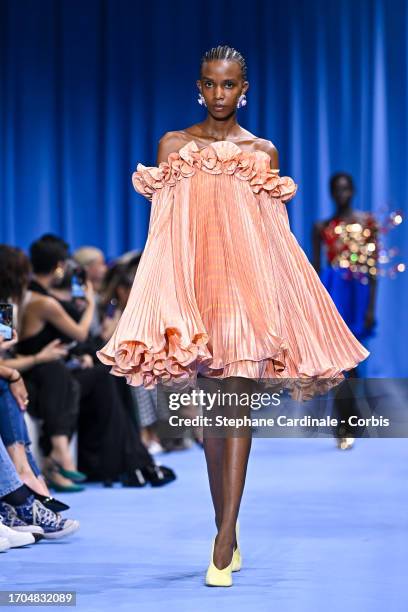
[197,92,207,107]
[237,94,247,109]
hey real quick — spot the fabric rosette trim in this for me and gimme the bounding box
[132,140,298,203]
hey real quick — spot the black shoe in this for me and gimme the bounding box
[26,488,70,513]
[141,464,177,487]
[119,469,148,488]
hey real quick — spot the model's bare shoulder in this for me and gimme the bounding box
[255,139,279,169]
[156,131,186,165]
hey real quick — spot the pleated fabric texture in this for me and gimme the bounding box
[96,140,370,400]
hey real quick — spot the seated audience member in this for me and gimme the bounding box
[0,332,69,513]
[72,246,108,336]
[0,241,91,492]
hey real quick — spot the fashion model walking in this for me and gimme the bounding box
[97,45,369,586]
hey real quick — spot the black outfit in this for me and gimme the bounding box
[15,281,80,455]
[15,279,155,481]
[21,361,80,456]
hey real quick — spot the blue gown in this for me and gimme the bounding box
[320,266,376,341]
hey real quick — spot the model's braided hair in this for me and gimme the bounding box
[200,45,247,80]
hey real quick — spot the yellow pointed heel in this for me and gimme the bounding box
[232,519,242,572]
[205,538,233,587]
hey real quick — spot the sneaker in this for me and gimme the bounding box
[0,500,44,535]
[14,499,80,540]
[0,536,10,552]
[147,440,165,455]
[0,516,35,548]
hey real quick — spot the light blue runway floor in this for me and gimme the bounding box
[1,437,407,612]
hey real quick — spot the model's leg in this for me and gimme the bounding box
[200,377,227,534]
[203,435,226,532]
[332,367,362,443]
[213,377,253,569]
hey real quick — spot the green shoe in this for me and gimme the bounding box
[45,476,85,493]
[57,466,87,483]
[50,460,87,483]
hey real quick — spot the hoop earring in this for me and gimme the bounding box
[237,94,247,109]
[54,265,64,280]
[197,92,207,107]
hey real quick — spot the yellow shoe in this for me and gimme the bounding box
[205,538,233,587]
[336,437,355,450]
[232,520,242,572]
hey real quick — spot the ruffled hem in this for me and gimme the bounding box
[96,326,362,402]
[96,327,211,389]
[132,140,298,203]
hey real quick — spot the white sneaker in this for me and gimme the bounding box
[0,517,35,548]
[0,536,10,552]
[147,440,165,455]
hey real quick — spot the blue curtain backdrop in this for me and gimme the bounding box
[0,0,407,376]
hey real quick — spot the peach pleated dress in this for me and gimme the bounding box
[96,140,370,399]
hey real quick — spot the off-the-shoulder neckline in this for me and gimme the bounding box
[162,139,279,170]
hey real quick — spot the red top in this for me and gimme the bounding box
[320,213,378,266]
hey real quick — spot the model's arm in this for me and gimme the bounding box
[365,276,377,328]
[156,131,185,165]
[312,222,323,275]
[365,216,379,328]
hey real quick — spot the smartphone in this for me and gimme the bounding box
[71,273,86,299]
[64,340,78,351]
[0,303,13,341]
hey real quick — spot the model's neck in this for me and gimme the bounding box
[336,203,353,219]
[199,114,241,140]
